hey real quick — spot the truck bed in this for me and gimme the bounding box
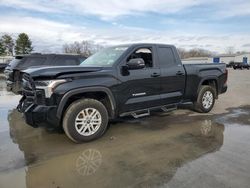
[183,63,227,101]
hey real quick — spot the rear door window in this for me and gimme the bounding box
[157,47,176,67]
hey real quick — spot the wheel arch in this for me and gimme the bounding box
[56,87,116,120]
[198,77,219,98]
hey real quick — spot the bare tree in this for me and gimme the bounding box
[225,46,235,55]
[236,50,247,55]
[63,40,103,57]
[178,48,213,59]
[177,48,186,59]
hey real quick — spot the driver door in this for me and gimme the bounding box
[115,45,162,114]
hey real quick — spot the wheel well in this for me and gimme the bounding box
[201,79,218,97]
[62,91,113,119]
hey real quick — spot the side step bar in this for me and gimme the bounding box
[120,104,178,118]
[131,110,150,118]
[161,106,177,112]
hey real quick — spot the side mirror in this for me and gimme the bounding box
[126,58,145,70]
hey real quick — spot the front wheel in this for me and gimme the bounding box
[63,99,109,143]
[194,86,216,113]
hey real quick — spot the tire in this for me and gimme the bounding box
[194,85,216,113]
[63,99,109,143]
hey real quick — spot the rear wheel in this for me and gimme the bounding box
[194,86,216,113]
[63,99,109,143]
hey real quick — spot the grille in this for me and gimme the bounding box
[22,74,37,105]
[22,74,46,105]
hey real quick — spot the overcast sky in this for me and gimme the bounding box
[0,0,250,53]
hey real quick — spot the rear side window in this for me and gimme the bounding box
[54,57,79,66]
[157,47,176,67]
[21,57,46,68]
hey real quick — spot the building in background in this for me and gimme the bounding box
[235,53,250,64]
[182,57,210,64]
[182,53,250,65]
[209,54,235,64]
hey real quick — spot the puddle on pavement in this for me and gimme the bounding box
[0,77,250,188]
[1,109,226,188]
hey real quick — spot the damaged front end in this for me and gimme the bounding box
[17,74,60,128]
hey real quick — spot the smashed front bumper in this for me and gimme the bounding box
[18,73,60,128]
[18,97,60,128]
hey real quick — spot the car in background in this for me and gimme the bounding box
[0,63,8,72]
[0,57,13,72]
[226,61,235,68]
[233,62,250,70]
[4,53,86,94]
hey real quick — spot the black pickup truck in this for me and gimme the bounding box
[18,44,228,143]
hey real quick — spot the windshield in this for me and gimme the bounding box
[80,46,128,67]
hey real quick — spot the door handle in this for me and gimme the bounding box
[176,71,184,76]
[151,72,160,77]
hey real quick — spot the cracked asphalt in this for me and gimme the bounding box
[0,69,250,188]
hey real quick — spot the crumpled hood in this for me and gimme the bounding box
[23,66,103,79]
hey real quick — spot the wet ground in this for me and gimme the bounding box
[0,70,250,188]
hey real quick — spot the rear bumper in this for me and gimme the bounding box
[220,84,227,94]
[23,104,60,128]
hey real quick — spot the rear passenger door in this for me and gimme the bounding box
[157,46,185,105]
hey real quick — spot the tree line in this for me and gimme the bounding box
[62,42,220,59]
[178,47,249,59]
[177,48,214,59]
[0,33,33,56]
[2,33,245,59]
[62,41,103,57]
